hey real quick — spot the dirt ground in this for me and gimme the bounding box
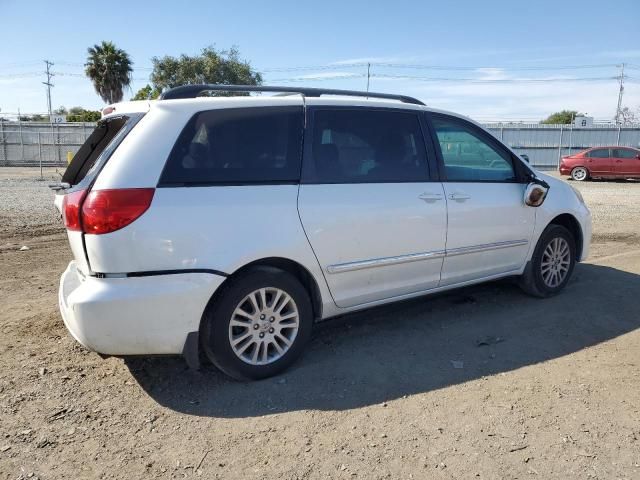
[0,167,639,479]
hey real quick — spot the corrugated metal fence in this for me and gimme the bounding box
[485,123,640,170]
[0,122,95,167]
[1,121,640,170]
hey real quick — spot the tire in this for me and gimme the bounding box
[201,266,313,380]
[519,224,576,298]
[571,166,589,182]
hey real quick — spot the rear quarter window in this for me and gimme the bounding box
[588,149,610,158]
[62,115,139,187]
[159,106,304,186]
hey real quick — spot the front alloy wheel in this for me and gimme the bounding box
[540,237,571,288]
[519,224,576,298]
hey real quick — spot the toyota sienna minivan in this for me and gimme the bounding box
[52,85,591,380]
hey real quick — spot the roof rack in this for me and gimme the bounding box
[159,84,425,106]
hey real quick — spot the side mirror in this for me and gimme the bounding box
[520,154,530,163]
[524,182,548,207]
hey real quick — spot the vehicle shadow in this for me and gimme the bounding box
[125,262,640,418]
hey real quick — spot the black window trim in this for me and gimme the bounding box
[425,112,531,184]
[64,113,145,193]
[300,105,435,185]
[157,105,305,188]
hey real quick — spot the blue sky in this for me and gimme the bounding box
[1,0,639,121]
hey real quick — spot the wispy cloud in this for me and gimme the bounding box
[330,56,418,65]
[295,72,362,80]
[474,68,509,81]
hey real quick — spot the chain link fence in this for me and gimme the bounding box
[1,120,639,170]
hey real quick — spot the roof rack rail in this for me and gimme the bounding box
[159,84,425,106]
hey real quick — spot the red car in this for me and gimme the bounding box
[559,146,640,181]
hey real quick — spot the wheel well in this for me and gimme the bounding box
[549,214,583,260]
[222,257,323,320]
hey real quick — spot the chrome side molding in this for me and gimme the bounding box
[445,239,529,257]
[327,250,446,274]
[326,239,529,274]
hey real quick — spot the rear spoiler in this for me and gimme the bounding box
[101,100,153,119]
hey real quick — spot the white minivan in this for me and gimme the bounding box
[53,85,591,380]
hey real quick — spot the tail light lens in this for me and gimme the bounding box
[62,189,87,231]
[81,188,155,235]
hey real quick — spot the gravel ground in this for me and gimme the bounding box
[565,177,640,246]
[1,167,639,479]
[0,168,64,243]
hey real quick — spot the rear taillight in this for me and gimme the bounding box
[62,189,88,231]
[81,189,155,235]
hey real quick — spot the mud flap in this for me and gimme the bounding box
[182,331,200,370]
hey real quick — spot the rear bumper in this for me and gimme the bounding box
[579,207,592,262]
[559,165,571,175]
[58,261,225,355]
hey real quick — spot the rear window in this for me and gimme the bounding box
[159,106,304,186]
[588,148,610,158]
[62,115,137,187]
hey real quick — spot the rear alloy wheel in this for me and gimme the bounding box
[571,166,589,181]
[228,287,300,366]
[201,267,313,380]
[519,224,576,298]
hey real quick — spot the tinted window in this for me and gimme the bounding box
[309,109,428,183]
[613,148,638,158]
[62,116,131,186]
[588,149,610,158]
[432,116,515,182]
[160,107,303,185]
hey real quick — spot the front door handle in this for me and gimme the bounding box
[418,192,444,203]
[449,192,471,201]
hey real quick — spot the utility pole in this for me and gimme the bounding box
[615,63,625,125]
[43,60,54,121]
[366,63,371,94]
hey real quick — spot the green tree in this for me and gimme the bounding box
[132,84,161,100]
[67,107,101,122]
[150,46,262,95]
[49,106,101,122]
[85,41,133,104]
[19,114,47,122]
[541,110,582,125]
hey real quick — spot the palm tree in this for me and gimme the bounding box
[85,41,133,104]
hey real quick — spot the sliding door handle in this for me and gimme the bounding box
[448,192,471,201]
[418,192,444,202]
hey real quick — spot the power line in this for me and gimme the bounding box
[0,72,41,78]
[12,60,621,73]
[270,73,618,84]
[258,62,621,72]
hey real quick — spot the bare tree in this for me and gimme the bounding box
[619,106,639,125]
